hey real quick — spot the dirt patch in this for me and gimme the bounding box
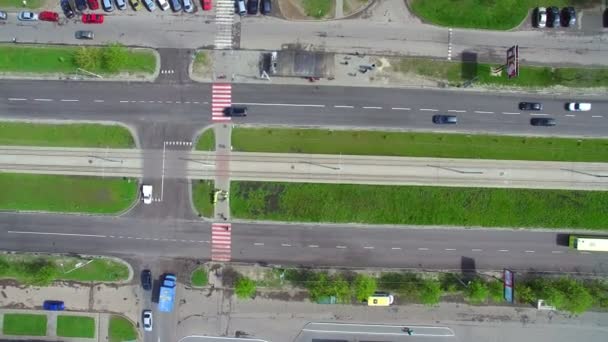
[343,0,370,17]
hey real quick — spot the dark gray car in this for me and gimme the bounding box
[432,115,457,124]
[530,118,556,126]
[75,30,94,39]
[223,106,247,117]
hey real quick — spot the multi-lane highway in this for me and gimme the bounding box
[1,81,607,138]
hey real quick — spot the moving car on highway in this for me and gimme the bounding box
[519,102,542,111]
[432,115,457,124]
[18,11,38,21]
[530,118,556,126]
[75,30,94,39]
[39,11,59,22]
[566,102,591,111]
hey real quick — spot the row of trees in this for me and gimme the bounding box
[230,268,607,315]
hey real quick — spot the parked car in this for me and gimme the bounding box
[115,0,127,10]
[102,0,114,11]
[39,11,59,22]
[18,11,38,21]
[88,0,100,10]
[548,6,560,27]
[535,7,547,28]
[236,0,245,16]
[432,115,458,124]
[168,0,181,11]
[143,0,156,11]
[130,0,141,10]
[61,0,76,18]
[141,269,152,290]
[567,102,591,111]
[260,0,270,15]
[201,0,211,10]
[182,0,193,12]
[531,118,556,126]
[247,0,257,14]
[519,102,542,111]
[223,106,247,117]
[43,300,65,311]
[75,30,94,39]
[562,7,576,27]
[0,10,8,20]
[82,13,104,23]
[75,0,88,11]
[142,310,153,332]
[157,0,170,11]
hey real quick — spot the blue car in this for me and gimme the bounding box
[43,300,65,311]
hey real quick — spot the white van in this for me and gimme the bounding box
[237,0,246,16]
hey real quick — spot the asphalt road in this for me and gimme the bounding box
[1,213,607,274]
[1,1,608,66]
[1,81,607,138]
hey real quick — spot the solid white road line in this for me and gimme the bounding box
[8,230,106,238]
[233,102,325,107]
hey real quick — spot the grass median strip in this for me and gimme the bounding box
[108,316,137,342]
[0,254,130,285]
[57,316,95,338]
[232,128,608,162]
[0,44,156,75]
[2,314,47,336]
[0,122,134,148]
[192,180,215,218]
[231,181,608,229]
[0,174,138,214]
[410,0,574,30]
[196,128,215,151]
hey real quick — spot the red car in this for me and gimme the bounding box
[39,11,59,22]
[201,0,211,10]
[87,0,100,10]
[82,14,104,24]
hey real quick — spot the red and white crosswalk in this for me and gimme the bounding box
[212,83,232,122]
[211,223,232,262]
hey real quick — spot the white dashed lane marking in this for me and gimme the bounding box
[420,108,438,112]
[363,106,382,110]
[592,115,603,118]
[34,98,53,102]
[474,111,494,114]
[447,110,466,113]
[334,105,354,108]
[530,113,550,116]
[60,99,79,102]
[8,98,26,101]
[391,107,410,111]
[502,112,520,115]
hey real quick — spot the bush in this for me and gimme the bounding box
[587,280,608,309]
[487,280,504,303]
[466,278,489,304]
[234,276,256,299]
[353,274,377,302]
[419,278,441,305]
[552,277,593,315]
[74,47,101,71]
[102,43,128,73]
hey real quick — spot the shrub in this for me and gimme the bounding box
[102,43,128,73]
[353,274,377,302]
[487,280,504,303]
[466,278,489,304]
[419,278,442,305]
[234,276,256,299]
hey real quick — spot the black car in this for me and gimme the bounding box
[223,106,248,117]
[247,0,258,14]
[61,0,75,18]
[432,115,457,124]
[519,102,542,111]
[75,0,88,11]
[260,0,271,15]
[547,6,560,27]
[562,7,576,27]
[141,270,152,290]
[530,118,556,126]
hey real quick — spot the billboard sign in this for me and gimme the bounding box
[506,45,519,79]
[504,269,514,303]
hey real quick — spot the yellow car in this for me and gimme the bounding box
[129,0,141,10]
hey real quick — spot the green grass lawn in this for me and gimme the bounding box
[196,128,215,151]
[409,0,590,30]
[192,180,215,218]
[193,51,211,73]
[108,316,137,342]
[191,267,208,287]
[0,0,43,9]
[302,0,333,18]
[232,128,608,162]
[231,182,608,229]
[0,254,130,285]
[0,44,156,75]
[391,57,608,88]
[0,122,134,148]
[59,258,129,282]
[56,316,95,338]
[2,314,47,336]
[0,174,138,214]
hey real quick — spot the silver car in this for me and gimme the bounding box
[142,310,153,332]
[18,11,38,21]
[0,11,7,20]
[75,30,94,40]
[143,0,156,11]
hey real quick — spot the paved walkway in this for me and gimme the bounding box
[1,146,607,191]
[0,309,110,342]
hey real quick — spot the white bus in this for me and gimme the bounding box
[569,235,608,252]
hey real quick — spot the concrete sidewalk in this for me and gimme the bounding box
[1,146,607,191]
